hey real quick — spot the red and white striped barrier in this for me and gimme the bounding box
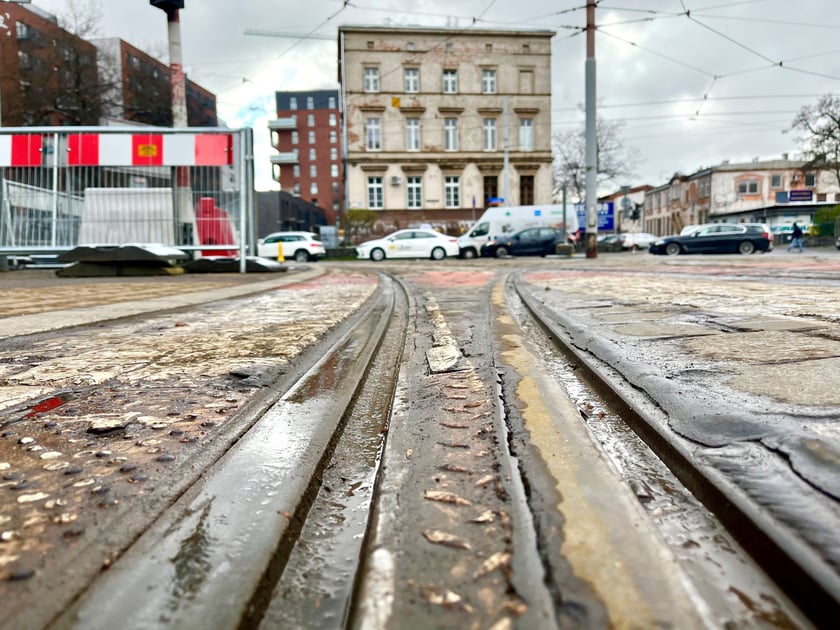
[0,133,233,167]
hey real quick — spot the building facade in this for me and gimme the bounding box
[643,158,840,237]
[338,25,554,233]
[94,38,218,127]
[269,89,343,226]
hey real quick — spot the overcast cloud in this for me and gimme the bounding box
[30,0,840,194]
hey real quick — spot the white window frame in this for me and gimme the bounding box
[805,172,816,187]
[310,181,318,194]
[330,147,338,160]
[404,68,419,93]
[293,164,300,178]
[482,69,497,94]
[306,96,314,109]
[407,176,423,209]
[444,118,458,151]
[329,113,336,127]
[289,96,298,110]
[368,176,384,209]
[444,176,460,208]
[771,174,782,188]
[330,163,338,177]
[291,131,298,145]
[483,118,497,151]
[308,130,315,144]
[310,164,317,177]
[366,117,382,151]
[330,130,337,143]
[364,67,380,92]
[328,96,336,109]
[406,118,420,151]
[443,69,457,94]
[307,114,314,126]
[737,181,759,194]
[519,118,534,151]
[309,148,316,161]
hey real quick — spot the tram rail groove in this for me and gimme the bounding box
[46,277,397,630]
[511,271,840,626]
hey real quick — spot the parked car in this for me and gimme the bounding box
[836,235,840,250]
[619,232,659,250]
[258,231,326,262]
[649,223,772,256]
[355,228,459,261]
[480,227,567,258]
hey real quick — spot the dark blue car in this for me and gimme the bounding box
[649,224,773,256]
[481,227,567,258]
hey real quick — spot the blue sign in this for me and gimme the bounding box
[534,209,542,217]
[488,197,505,203]
[575,202,615,231]
[788,189,813,202]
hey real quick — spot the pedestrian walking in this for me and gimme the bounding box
[788,222,805,252]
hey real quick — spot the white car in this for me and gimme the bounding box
[257,231,326,262]
[356,229,459,261]
[620,232,658,250]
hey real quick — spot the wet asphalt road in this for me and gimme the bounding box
[1,249,840,628]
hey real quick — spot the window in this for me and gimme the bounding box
[330,130,337,143]
[289,97,297,110]
[444,176,460,208]
[330,147,338,160]
[406,118,420,151]
[407,176,423,209]
[310,182,318,195]
[443,69,457,94]
[309,148,316,160]
[482,69,497,94]
[16,21,30,40]
[519,118,534,151]
[293,182,300,195]
[483,176,498,206]
[737,181,759,194]
[293,165,300,178]
[444,118,458,151]
[310,164,317,177]
[331,164,338,177]
[520,175,534,205]
[329,113,336,127]
[771,174,782,188]
[306,96,314,109]
[307,114,314,126]
[364,67,380,92]
[483,118,497,151]
[404,68,419,93]
[328,96,336,109]
[368,176,384,209]
[805,172,816,187]
[366,117,382,151]
[308,131,315,144]
[332,181,339,193]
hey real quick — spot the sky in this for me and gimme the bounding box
[29,0,840,194]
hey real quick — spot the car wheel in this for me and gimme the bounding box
[738,240,755,255]
[461,248,477,259]
[294,249,310,262]
[495,246,509,258]
[370,248,385,262]
[430,246,446,260]
[665,242,681,256]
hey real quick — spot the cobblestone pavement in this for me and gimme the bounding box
[0,267,378,615]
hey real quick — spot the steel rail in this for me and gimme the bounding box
[511,271,840,626]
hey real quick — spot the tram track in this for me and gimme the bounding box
[509,269,838,626]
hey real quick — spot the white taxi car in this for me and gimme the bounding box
[355,229,459,261]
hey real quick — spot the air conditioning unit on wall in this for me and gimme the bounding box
[390,175,402,186]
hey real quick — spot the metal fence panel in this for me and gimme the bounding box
[0,127,254,262]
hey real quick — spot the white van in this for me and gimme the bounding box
[457,204,578,258]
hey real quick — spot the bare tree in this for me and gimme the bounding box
[552,116,638,202]
[789,94,840,188]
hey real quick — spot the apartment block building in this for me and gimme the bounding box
[0,5,216,128]
[94,38,218,127]
[338,25,554,231]
[644,158,840,237]
[269,90,343,225]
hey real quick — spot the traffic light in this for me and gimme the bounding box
[630,204,641,221]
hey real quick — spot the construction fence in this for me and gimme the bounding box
[0,126,255,262]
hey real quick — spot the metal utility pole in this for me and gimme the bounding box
[503,95,510,206]
[150,1,197,257]
[584,0,598,258]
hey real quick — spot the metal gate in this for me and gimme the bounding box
[0,126,255,266]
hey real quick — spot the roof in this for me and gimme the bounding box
[338,24,555,38]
